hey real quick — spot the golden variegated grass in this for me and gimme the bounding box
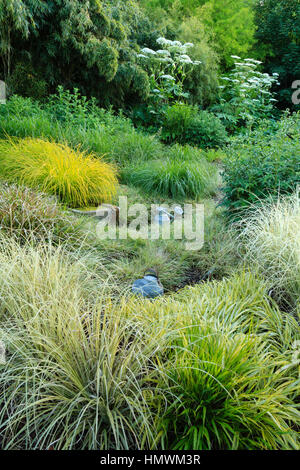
[119,273,300,450]
[0,237,160,450]
[240,193,300,310]
[0,237,298,450]
[0,138,118,207]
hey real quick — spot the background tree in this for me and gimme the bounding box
[0,0,35,83]
[254,0,300,109]
[139,0,256,68]
[200,0,256,68]
[1,0,155,106]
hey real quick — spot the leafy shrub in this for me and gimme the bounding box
[254,0,300,110]
[241,193,300,311]
[0,91,134,136]
[205,148,227,162]
[0,138,118,207]
[161,103,227,149]
[222,114,300,213]
[0,183,81,244]
[211,57,280,133]
[122,158,217,199]
[9,62,48,100]
[45,87,133,133]
[0,95,42,118]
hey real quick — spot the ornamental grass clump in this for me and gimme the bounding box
[157,323,299,450]
[122,158,217,199]
[0,138,118,207]
[0,240,298,450]
[240,193,300,311]
[0,238,161,450]
[119,272,300,450]
[0,183,81,244]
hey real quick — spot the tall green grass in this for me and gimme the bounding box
[122,158,218,199]
[0,95,216,167]
[122,272,300,449]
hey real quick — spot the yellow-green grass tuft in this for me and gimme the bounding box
[0,137,118,207]
[0,239,298,450]
[240,193,300,311]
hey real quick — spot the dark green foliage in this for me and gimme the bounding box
[9,62,48,100]
[222,113,300,213]
[254,0,300,110]
[1,0,155,107]
[161,103,227,149]
[0,0,47,83]
[85,38,119,83]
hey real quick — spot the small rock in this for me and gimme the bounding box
[132,268,164,299]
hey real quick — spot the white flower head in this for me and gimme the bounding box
[157,37,173,47]
[180,54,191,60]
[156,49,171,56]
[160,74,175,81]
[159,57,173,63]
[244,58,262,64]
[157,37,167,46]
[141,47,157,55]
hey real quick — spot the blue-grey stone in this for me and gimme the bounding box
[132,275,164,299]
